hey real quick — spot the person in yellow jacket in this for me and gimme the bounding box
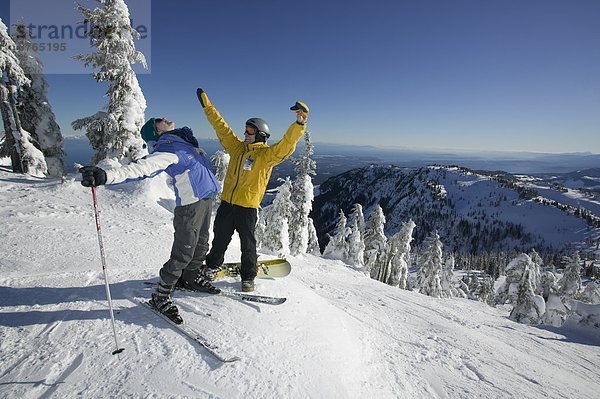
[196,88,309,292]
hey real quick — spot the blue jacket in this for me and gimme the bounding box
[105,127,220,206]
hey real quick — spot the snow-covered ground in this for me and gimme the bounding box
[1,164,599,399]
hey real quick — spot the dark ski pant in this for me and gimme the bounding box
[159,198,213,287]
[206,201,258,281]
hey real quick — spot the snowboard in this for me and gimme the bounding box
[216,258,291,279]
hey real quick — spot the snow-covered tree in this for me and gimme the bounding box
[339,203,368,268]
[474,276,496,306]
[323,209,349,260]
[496,253,534,305]
[564,300,600,330]
[211,150,229,205]
[455,278,470,299]
[578,282,600,305]
[540,270,558,302]
[465,274,481,299]
[528,248,543,295]
[289,131,316,256]
[306,217,321,255]
[416,231,443,298]
[211,149,229,184]
[72,0,147,165]
[386,219,415,288]
[363,205,387,279]
[558,252,582,298]
[509,267,545,325]
[12,20,64,176]
[289,172,314,256]
[291,131,316,178]
[255,210,266,251]
[260,178,293,256]
[542,293,570,327]
[348,203,366,235]
[440,254,459,298]
[0,18,46,177]
[346,216,365,267]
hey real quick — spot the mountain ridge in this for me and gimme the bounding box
[312,164,600,257]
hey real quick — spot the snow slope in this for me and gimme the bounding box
[1,164,599,399]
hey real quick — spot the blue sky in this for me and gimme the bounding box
[3,0,600,153]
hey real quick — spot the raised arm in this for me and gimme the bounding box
[197,88,244,153]
[265,101,309,166]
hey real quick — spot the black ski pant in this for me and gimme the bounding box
[206,201,258,281]
[159,198,213,287]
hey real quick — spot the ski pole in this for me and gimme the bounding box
[91,185,125,356]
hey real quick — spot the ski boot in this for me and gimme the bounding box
[180,268,221,294]
[149,285,183,324]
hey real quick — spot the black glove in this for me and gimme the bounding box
[80,166,107,187]
[196,88,211,108]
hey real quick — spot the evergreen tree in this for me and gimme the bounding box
[363,205,387,279]
[289,132,316,255]
[528,248,543,295]
[289,174,314,255]
[455,278,470,299]
[306,217,321,255]
[465,274,481,299]
[416,231,443,298]
[255,209,266,251]
[540,270,558,302]
[211,149,229,185]
[542,292,570,327]
[12,20,64,176]
[578,282,600,305]
[346,216,365,267]
[210,150,229,205]
[260,178,293,256]
[496,253,533,305]
[386,219,415,289]
[72,0,147,164]
[0,18,46,176]
[558,252,582,298]
[348,203,366,235]
[509,267,546,325]
[323,209,349,260]
[440,254,458,298]
[474,276,496,306]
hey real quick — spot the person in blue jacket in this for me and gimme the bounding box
[80,117,220,324]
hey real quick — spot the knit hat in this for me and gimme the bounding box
[141,118,159,143]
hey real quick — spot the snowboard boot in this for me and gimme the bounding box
[180,268,221,294]
[149,284,183,324]
[241,279,255,293]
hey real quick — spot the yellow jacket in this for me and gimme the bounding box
[204,104,306,208]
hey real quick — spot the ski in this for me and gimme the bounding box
[135,297,241,363]
[143,282,287,305]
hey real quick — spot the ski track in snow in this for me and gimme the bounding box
[1,167,600,398]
